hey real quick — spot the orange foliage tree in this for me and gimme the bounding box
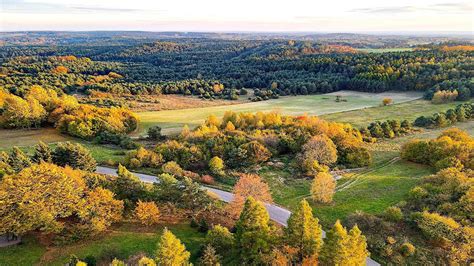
[228,173,272,217]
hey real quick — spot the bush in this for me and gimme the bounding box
[399,242,416,257]
[147,126,162,140]
[384,206,403,222]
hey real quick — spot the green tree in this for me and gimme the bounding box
[235,197,273,264]
[205,224,234,256]
[32,141,53,163]
[52,142,97,171]
[114,164,144,206]
[155,228,191,266]
[8,147,31,172]
[285,199,323,262]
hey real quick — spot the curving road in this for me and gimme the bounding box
[96,166,379,266]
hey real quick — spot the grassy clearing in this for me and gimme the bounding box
[0,132,126,164]
[257,121,474,228]
[322,99,468,128]
[0,128,70,149]
[137,91,422,135]
[0,223,205,266]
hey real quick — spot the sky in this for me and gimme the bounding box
[1,0,473,32]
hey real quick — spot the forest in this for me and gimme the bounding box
[0,32,473,265]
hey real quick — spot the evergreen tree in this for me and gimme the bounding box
[235,197,273,264]
[285,199,323,262]
[199,244,221,266]
[114,164,144,205]
[155,228,190,266]
[32,141,52,163]
[321,220,349,265]
[8,146,31,172]
[347,225,370,265]
[52,142,96,171]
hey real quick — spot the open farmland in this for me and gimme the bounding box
[137,91,422,135]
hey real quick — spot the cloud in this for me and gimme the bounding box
[2,0,163,14]
[350,2,473,14]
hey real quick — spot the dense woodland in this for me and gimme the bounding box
[1,35,473,101]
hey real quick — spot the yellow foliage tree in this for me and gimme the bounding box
[155,228,191,266]
[311,172,336,203]
[135,200,160,226]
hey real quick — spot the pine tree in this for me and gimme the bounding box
[200,244,221,266]
[347,225,369,265]
[285,199,323,262]
[32,141,52,163]
[138,256,156,266]
[8,146,31,172]
[321,220,349,265]
[114,164,144,206]
[155,228,190,266]
[235,197,273,264]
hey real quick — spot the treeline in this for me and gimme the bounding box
[423,79,473,102]
[0,86,138,139]
[414,102,473,128]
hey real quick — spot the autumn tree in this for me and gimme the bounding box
[298,134,337,175]
[321,220,369,265]
[79,187,124,233]
[209,156,225,177]
[155,228,191,266]
[311,172,336,203]
[135,200,160,226]
[238,141,271,165]
[200,244,221,266]
[228,173,272,217]
[138,257,156,266]
[235,197,273,264]
[0,163,85,236]
[285,199,323,262]
[347,225,370,265]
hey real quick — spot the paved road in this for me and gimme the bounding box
[96,166,379,266]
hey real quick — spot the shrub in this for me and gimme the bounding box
[147,126,162,140]
[416,211,461,245]
[382,98,393,106]
[201,175,215,185]
[384,206,403,222]
[399,242,416,257]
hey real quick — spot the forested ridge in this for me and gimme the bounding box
[1,36,473,101]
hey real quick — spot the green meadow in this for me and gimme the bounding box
[136,91,422,135]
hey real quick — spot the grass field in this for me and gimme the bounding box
[258,121,474,228]
[0,223,205,266]
[137,91,422,135]
[322,99,468,128]
[0,130,126,164]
